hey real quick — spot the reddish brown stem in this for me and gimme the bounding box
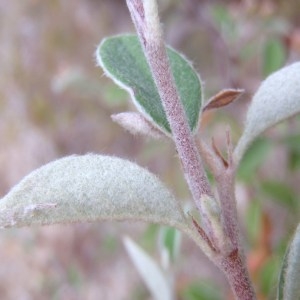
[126,1,257,299]
[219,249,256,300]
[126,0,212,211]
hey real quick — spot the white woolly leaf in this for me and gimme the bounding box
[111,112,164,139]
[0,154,188,230]
[123,236,173,300]
[277,224,300,300]
[234,62,300,163]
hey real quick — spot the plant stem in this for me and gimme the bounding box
[126,0,212,214]
[198,133,256,299]
[126,1,257,299]
[220,249,256,300]
[217,170,256,300]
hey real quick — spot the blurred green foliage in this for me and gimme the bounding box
[258,257,279,297]
[182,280,222,300]
[160,226,181,262]
[263,37,286,77]
[237,138,273,181]
[261,180,297,210]
[246,198,262,246]
[283,133,300,171]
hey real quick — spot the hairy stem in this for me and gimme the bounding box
[219,249,256,300]
[217,168,240,249]
[126,1,256,299]
[126,0,212,215]
[217,170,256,299]
[198,136,256,299]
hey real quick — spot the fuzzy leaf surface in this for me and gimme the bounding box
[97,35,202,134]
[277,224,300,300]
[0,154,188,230]
[234,62,300,162]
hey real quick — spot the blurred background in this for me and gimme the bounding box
[0,0,300,299]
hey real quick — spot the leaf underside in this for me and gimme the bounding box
[0,154,188,231]
[234,62,300,163]
[97,35,202,134]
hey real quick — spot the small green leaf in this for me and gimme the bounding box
[0,154,188,231]
[234,62,300,163]
[97,35,202,135]
[277,224,300,300]
[124,236,173,300]
[263,37,286,77]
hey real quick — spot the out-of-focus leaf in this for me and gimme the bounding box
[237,138,272,181]
[182,280,222,300]
[67,265,82,287]
[97,35,202,135]
[288,149,300,171]
[103,84,128,107]
[263,37,286,77]
[210,4,235,40]
[0,154,188,231]
[261,180,297,210]
[123,236,173,300]
[277,224,300,300]
[282,134,300,150]
[234,62,300,163]
[282,134,300,171]
[140,224,160,251]
[259,257,279,297]
[159,226,181,263]
[245,199,262,245]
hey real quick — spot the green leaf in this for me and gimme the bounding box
[282,134,300,171]
[277,224,300,300]
[261,180,297,209]
[0,154,188,231]
[159,226,181,263]
[288,148,300,171]
[263,37,286,77]
[123,236,173,300]
[140,224,160,251]
[234,62,300,163]
[182,280,222,300]
[263,38,286,77]
[210,4,235,41]
[245,199,262,246]
[237,138,272,181]
[97,35,202,135]
[259,257,279,297]
[283,134,300,150]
